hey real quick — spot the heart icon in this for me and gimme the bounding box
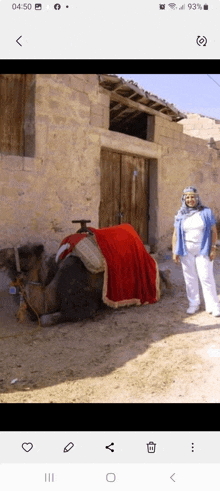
[22,442,33,452]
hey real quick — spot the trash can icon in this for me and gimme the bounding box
[147,441,156,453]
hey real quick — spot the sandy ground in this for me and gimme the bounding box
[1,251,220,403]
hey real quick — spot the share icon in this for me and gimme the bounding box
[105,442,114,452]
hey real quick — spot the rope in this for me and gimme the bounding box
[9,277,43,327]
[0,247,48,337]
[14,246,21,272]
[20,285,42,327]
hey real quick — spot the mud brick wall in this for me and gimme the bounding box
[0,74,110,252]
[153,114,220,251]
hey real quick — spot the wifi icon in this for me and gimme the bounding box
[168,2,177,7]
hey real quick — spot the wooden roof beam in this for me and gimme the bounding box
[110,92,172,121]
[111,110,142,126]
[110,107,135,123]
[99,75,185,120]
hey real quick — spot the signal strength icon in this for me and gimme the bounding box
[179,3,185,8]
[168,2,177,8]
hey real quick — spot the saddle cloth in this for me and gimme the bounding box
[89,224,160,308]
[56,224,160,308]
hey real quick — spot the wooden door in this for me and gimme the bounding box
[121,154,148,243]
[0,74,26,156]
[99,149,121,228]
[99,149,149,243]
[0,74,35,157]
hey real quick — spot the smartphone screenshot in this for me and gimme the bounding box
[0,0,219,477]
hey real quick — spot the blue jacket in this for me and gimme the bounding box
[174,207,216,256]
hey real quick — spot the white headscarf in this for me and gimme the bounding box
[175,186,204,221]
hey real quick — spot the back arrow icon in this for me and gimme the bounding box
[16,36,22,46]
[170,473,175,482]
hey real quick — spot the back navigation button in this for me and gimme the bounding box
[16,35,22,46]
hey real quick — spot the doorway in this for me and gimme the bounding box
[99,148,149,243]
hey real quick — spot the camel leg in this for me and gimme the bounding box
[40,311,65,327]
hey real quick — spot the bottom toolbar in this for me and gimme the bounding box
[1,463,220,490]
[1,432,220,463]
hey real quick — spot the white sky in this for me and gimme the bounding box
[116,74,220,120]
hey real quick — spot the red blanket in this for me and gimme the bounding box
[89,224,160,308]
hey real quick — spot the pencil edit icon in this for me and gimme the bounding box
[63,442,74,453]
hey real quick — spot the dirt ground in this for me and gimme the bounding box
[1,251,220,403]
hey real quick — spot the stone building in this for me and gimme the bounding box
[0,73,220,254]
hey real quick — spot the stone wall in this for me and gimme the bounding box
[153,114,220,251]
[1,75,220,255]
[178,113,220,141]
[0,74,110,252]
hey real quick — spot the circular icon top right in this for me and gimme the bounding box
[196,36,207,46]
